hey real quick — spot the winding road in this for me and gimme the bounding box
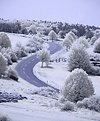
[15,42,61,91]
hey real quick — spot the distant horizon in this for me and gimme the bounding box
[1,18,100,28]
[0,0,100,27]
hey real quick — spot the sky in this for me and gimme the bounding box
[0,0,100,27]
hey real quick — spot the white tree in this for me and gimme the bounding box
[90,36,97,45]
[0,53,7,75]
[0,32,11,48]
[68,44,91,73]
[94,38,100,53]
[73,37,89,49]
[94,29,100,39]
[63,31,76,51]
[61,68,94,102]
[48,30,57,41]
[68,31,76,42]
[37,49,50,68]
[63,37,72,51]
[29,25,37,34]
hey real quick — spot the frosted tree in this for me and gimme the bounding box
[29,25,37,34]
[68,43,91,74]
[74,37,89,49]
[63,31,76,51]
[63,37,72,51]
[48,30,57,41]
[94,38,100,53]
[0,53,7,75]
[15,43,27,58]
[90,36,97,45]
[94,29,100,39]
[68,31,76,42]
[37,49,50,68]
[0,32,11,48]
[61,68,94,102]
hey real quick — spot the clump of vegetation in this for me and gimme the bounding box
[61,68,94,102]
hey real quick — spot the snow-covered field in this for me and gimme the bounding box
[7,33,32,48]
[0,33,100,121]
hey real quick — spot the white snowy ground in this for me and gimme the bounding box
[0,34,100,121]
[7,33,32,49]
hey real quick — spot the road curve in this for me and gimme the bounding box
[15,42,62,91]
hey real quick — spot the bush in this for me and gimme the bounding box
[90,36,97,45]
[0,53,7,75]
[77,95,100,112]
[3,53,12,65]
[48,30,57,41]
[15,43,27,58]
[29,25,37,34]
[9,52,18,62]
[7,68,18,81]
[0,32,11,48]
[68,44,91,74]
[94,38,100,53]
[61,69,94,102]
[76,37,89,48]
[61,101,75,111]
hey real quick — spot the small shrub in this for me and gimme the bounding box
[0,32,11,48]
[61,69,94,102]
[0,53,7,75]
[9,52,18,62]
[90,36,97,45]
[76,37,89,48]
[61,101,75,111]
[7,68,18,81]
[77,95,100,112]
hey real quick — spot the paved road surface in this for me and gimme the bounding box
[15,42,61,91]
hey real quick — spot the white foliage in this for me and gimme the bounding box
[37,49,50,67]
[75,37,89,48]
[68,44,91,73]
[77,95,100,112]
[42,43,49,50]
[61,101,75,111]
[48,30,57,40]
[0,53,7,75]
[90,36,97,45]
[3,53,12,65]
[61,69,94,102]
[15,43,27,58]
[94,38,100,53]
[63,37,72,51]
[7,68,18,81]
[0,32,11,48]
[67,31,76,42]
[94,29,100,39]
[63,31,76,51]
[29,25,37,34]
